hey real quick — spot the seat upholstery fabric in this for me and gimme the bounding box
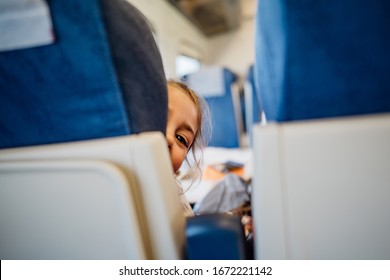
[255,0,390,122]
[0,0,167,148]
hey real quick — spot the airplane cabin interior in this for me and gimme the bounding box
[0,0,389,261]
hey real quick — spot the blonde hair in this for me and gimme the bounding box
[167,80,211,186]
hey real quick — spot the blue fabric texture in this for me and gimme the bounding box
[206,69,239,148]
[247,65,262,126]
[0,0,167,148]
[186,214,247,260]
[255,0,390,122]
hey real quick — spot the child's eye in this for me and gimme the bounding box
[176,134,189,148]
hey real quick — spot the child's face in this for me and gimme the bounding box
[166,84,199,173]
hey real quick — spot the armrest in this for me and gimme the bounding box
[185,214,249,260]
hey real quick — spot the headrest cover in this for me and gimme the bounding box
[0,0,54,52]
[186,67,226,97]
[184,67,237,97]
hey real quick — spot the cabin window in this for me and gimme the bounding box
[176,54,201,77]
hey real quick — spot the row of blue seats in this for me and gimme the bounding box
[1,0,389,260]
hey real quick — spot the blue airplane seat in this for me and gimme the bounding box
[183,67,242,148]
[252,0,390,259]
[0,0,247,260]
[255,0,390,122]
[0,0,167,149]
[243,65,262,146]
[186,214,248,260]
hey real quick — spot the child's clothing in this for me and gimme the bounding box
[176,181,194,217]
[193,173,250,215]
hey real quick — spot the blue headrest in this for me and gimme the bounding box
[183,67,239,148]
[0,0,167,149]
[255,0,390,122]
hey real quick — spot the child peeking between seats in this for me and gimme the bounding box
[166,80,254,258]
[166,80,210,217]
